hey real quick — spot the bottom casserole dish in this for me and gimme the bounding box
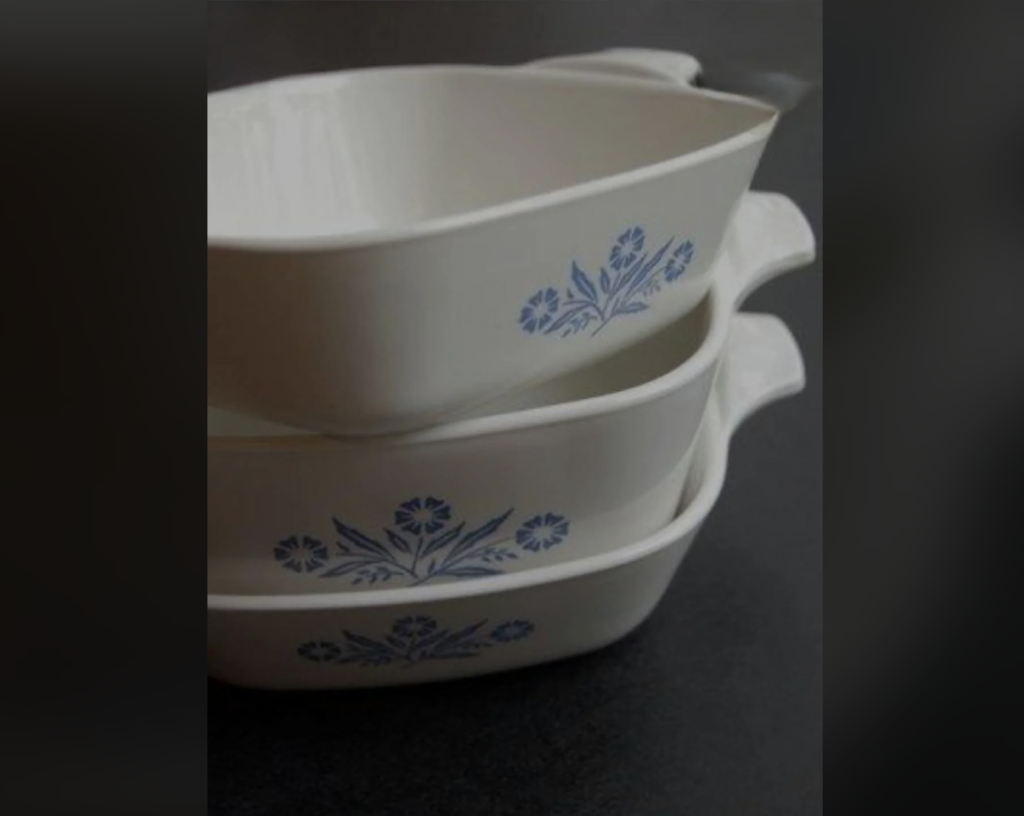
[208,310,805,690]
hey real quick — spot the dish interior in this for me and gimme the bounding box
[207,67,772,240]
[207,296,711,439]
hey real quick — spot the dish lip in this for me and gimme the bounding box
[206,401,728,613]
[206,279,726,451]
[206,63,777,252]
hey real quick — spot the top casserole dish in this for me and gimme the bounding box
[208,49,779,435]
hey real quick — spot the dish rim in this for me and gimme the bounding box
[207,63,777,252]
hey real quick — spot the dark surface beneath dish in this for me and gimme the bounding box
[207,3,823,815]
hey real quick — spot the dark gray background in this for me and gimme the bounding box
[207,3,823,814]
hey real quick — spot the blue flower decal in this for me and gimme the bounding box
[519,226,697,337]
[273,536,330,573]
[664,240,695,282]
[518,287,561,334]
[275,499,573,586]
[395,496,451,535]
[490,620,535,643]
[298,615,536,667]
[515,513,570,552]
[393,615,437,640]
[609,226,646,270]
[297,640,343,663]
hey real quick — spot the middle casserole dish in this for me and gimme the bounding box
[208,192,815,595]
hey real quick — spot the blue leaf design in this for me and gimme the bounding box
[420,522,466,558]
[332,518,392,559]
[384,528,411,554]
[571,262,598,303]
[413,629,449,650]
[433,620,489,652]
[617,302,650,315]
[612,252,649,298]
[446,509,514,561]
[319,560,379,578]
[599,267,611,295]
[441,566,503,578]
[543,303,595,336]
[428,652,482,660]
[299,616,535,667]
[623,238,673,299]
[341,631,393,652]
[331,654,372,665]
[284,505,572,587]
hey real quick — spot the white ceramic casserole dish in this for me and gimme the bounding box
[208,48,779,435]
[207,307,806,689]
[207,192,814,595]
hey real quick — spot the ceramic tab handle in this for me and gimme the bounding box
[719,192,817,310]
[526,48,703,87]
[525,48,816,112]
[715,312,806,438]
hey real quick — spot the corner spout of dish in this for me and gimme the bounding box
[713,312,806,443]
[525,48,704,87]
[522,48,780,114]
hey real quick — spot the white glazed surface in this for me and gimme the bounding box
[207,193,815,595]
[207,308,806,690]
[207,49,778,435]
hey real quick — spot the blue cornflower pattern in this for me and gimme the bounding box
[515,513,571,552]
[393,615,437,640]
[518,225,697,337]
[273,536,330,573]
[664,240,695,282]
[609,226,646,270]
[490,620,535,643]
[518,287,560,334]
[297,640,343,663]
[297,615,536,667]
[273,498,573,587]
[395,496,451,535]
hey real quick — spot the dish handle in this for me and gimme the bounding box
[522,49,813,112]
[720,192,817,310]
[524,48,703,87]
[715,313,806,439]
